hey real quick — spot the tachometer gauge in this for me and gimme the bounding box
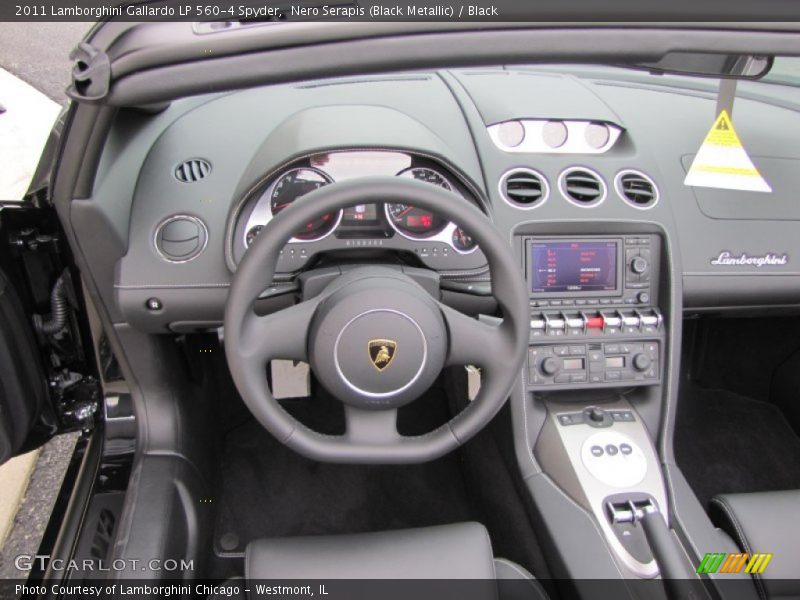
[269,167,340,241]
[386,167,452,238]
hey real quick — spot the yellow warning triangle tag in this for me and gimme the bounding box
[684,110,771,193]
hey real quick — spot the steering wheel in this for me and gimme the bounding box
[224,177,529,463]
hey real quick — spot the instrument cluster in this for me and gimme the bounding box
[230,150,488,274]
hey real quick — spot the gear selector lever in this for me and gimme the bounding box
[608,499,709,600]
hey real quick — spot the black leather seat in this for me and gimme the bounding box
[245,522,547,600]
[711,490,800,600]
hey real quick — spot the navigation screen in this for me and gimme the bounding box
[529,240,618,294]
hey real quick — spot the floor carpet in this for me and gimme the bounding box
[675,385,800,510]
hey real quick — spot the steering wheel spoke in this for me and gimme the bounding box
[240,297,321,363]
[344,405,400,444]
[440,304,508,368]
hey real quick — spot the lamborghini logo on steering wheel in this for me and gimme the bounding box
[368,339,397,372]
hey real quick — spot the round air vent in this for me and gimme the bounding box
[174,158,211,183]
[615,170,659,209]
[154,215,208,263]
[559,167,606,207]
[499,168,549,209]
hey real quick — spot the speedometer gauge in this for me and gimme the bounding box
[269,167,340,241]
[386,167,452,238]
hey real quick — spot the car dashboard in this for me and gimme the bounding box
[107,66,800,335]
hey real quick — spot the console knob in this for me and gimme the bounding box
[630,256,649,275]
[540,357,559,376]
[589,408,605,423]
[633,353,652,372]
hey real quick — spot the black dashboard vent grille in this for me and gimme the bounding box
[175,159,211,183]
[501,169,548,208]
[617,171,658,208]
[561,168,605,205]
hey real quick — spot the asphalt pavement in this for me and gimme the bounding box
[0,434,79,578]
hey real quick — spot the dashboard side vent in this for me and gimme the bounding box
[175,159,211,183]
[616,170,659,208]
[500,169,548,209]
[560,168,605,206]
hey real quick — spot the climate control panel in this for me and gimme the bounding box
[527,340,661,389]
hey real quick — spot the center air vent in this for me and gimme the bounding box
[174,158,211,183]
[499,168,549,209]
[560,168,606,207]
[616,170,659,209]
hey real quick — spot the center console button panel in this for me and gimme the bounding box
[530,308,663,340]
[556,407,635,427]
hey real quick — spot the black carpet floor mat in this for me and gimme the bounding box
[214,395,479,554]
[675,385,800,510]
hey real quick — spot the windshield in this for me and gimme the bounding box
[762,56,800,87]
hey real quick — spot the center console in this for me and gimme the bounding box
[517,231,675,580]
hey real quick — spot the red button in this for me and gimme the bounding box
[586,316,604,328]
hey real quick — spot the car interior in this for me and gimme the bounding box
[2,20,800,600]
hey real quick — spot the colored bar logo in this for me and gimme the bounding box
[697,552,773,574]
